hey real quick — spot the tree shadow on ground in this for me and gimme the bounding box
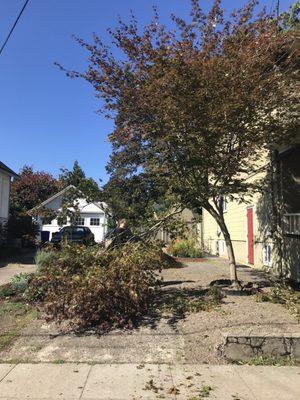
[160,280,195,286]
[209,267,275,297]
[141,265,279,331]
[236,264,276,287]
[140,284,224,331]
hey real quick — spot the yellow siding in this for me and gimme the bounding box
[203,199,249,264]
[202,159,273,268]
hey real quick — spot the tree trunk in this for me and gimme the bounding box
[205,204,240,287]
[223,231,238,283]
[218,217,239,285]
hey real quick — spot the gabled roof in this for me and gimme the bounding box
[31,185,75,211]
[0,161,18,177]
[29,185,107,214]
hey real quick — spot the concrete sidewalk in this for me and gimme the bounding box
[0,363,299,400]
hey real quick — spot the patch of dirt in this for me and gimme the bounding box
[0,300,37,352]
[0,258,299,364]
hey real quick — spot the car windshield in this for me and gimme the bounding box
[59,227,70,234]
[59,227,85,234]
[72,227,85,233]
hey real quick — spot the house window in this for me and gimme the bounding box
[222,197,227,213]
[75,217,85,226]
[218,196,227,213]
[90,218,100,226]
[284,214,300,235]
[263,244,272,266]
[219,240,226,255]
[215,240,219,254]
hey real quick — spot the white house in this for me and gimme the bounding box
[0,161,18,225]
[31,186,108,243]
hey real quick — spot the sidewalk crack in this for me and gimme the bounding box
[233,366,258,400]
[168,364,177,400]
[79,364,92,399]
[0,363,18,384]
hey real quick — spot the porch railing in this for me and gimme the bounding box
[284,213,300,235]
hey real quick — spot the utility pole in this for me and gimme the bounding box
[276,0,280,18]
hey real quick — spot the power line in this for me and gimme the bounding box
[0,0,30,57]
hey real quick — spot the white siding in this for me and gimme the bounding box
[0,171,10,221]
[39,213,106,243]
[82,212,106,243]
[36,193,108,243]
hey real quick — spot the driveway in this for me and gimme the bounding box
[0,250,36,285]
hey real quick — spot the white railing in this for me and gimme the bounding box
[284,213,300,235]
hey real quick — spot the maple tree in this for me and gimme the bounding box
[10,166,58,215]
[62,0,299,283]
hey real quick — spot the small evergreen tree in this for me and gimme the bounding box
[59,161,101,202]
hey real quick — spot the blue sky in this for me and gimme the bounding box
[0,0,294,186]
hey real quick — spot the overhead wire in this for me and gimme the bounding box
[0,0,30,56]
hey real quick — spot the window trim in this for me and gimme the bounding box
[284,214,300,236]
[75,217,85,226]
[218,196,227,213]
[90,217,100,226]
[219,240,226,256]
[263,243,272,266]
[222,197,227,213]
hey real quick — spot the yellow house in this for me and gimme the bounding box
[202,144,300,282]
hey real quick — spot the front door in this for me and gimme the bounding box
[247,207,254,264]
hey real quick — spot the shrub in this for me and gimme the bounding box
[35,248,59,272]
[0,284,15,298]
[27,242,167,332]
[0,273,33,299]
[28,244,100,302]
[35,244,105,274]
[10,273,33,294]
[168,236,202,258]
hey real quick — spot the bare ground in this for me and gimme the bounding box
[0,257,298,364]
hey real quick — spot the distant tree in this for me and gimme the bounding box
[58,161,101,202]
[10,166,58,215]
[103,174,161,226]
[61,0,299,284]
[102,174,187,239]
[282,1,300,30]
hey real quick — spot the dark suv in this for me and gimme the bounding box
[51,226,95,246]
